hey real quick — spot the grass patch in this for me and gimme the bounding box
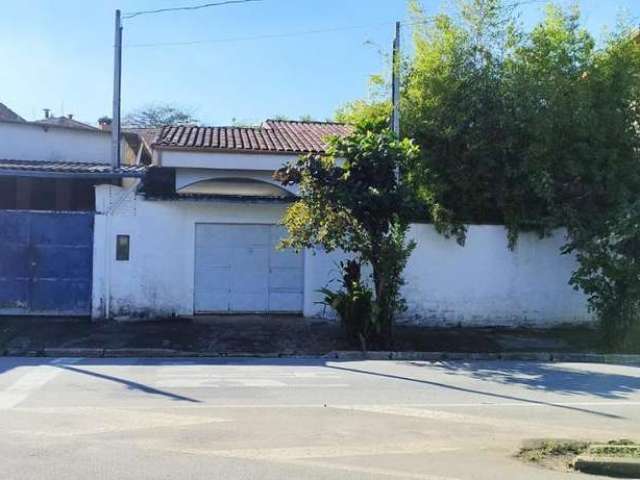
[518,439,589,464]
[588,440,640,458]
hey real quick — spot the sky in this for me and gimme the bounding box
[0,0,638,127]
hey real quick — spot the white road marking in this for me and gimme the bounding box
[0,358,80,410]
[157,378,287,388]
[156,378,349,388]
[146,442,461,480]
[332,405,514,426]
[60,400,640,410]
[154,367,347,388]
[5,406,228,437]
[159,442,459,461]
[329,404,635,438]
[286,458,461,480]
[156,370,343,379]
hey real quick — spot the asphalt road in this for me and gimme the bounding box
[0,357,638,480]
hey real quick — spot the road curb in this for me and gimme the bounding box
[5,349,323,359]
[324,351,640,364]
[1,349,639,364]
[574,456,640,478]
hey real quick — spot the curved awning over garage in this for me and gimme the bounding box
[177,177,295,198]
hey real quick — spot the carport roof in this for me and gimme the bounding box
[0,159,147,178]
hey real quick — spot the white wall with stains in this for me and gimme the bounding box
[92,184,291,319]
[93,185,592,326]
[303,225,591,327]
[0,121,111,164]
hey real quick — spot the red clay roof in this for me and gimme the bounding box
[154,120,352,154]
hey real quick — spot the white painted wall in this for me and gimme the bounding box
[0,121,111,163]
[94,186,592,326]
[159,149,299,171]
[93,184,292,319]
[303,225,591,327]
[175,168,299,195]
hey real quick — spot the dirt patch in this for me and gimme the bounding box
[518,439,640,474]
[0,316,605,355]
[518,439,590,472]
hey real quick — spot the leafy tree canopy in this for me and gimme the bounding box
[275,120,421,348]
[338,0,640,347]
[123,103,198,128]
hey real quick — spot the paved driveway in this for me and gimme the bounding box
[0,357,638,479]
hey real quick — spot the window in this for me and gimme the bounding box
[116,235,130,261]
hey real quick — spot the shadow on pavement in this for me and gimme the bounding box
[0,356,636,420]
[56,364,201,403]
[326,363,626,419]
[423,361,640,400]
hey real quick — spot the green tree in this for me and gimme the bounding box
[505,6,640,348]
[402,0,522,235]
[274,120,421,349]
[123,103,198,128]
[340,0,640,347]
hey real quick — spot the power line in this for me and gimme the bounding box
[123,20,436,49]
[123,0,263,20]
[124,20,399,48]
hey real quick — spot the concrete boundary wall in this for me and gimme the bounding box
[93,185,592,326]
[303,225,591,326]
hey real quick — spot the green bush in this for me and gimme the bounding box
[318,260,373,350]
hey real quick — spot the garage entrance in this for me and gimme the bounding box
[0,210,93,315]
[194,224,303,313]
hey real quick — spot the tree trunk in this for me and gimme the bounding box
[372,263,393,350]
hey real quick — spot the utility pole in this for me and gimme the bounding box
[111,9,123,169]
[391,21,401,137]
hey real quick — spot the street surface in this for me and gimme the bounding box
[0,357,638,479]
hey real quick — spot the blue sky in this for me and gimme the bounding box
[0,0,637,126]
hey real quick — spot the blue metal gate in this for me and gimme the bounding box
[0,211,93,315]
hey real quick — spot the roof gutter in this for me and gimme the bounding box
[0,169,145,179]
[151,145,319,156]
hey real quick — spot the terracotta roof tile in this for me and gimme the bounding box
[153,120,352,154]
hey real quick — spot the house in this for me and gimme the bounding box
[0,107,145,316]
[93,119,591,326]
[34,112,101,131]
[92,120,352,318]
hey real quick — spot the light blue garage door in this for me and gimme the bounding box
[194,224,303,313]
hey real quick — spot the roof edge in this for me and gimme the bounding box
[264,119,347,126]
[152,145,313,155]
[0,118,110,135]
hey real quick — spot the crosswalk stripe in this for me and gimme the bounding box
[0,358,80,410]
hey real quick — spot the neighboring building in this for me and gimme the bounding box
[34,113,100,131]
[0,114,145,316]
[0,102,25,122]
[93,119,590,326]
